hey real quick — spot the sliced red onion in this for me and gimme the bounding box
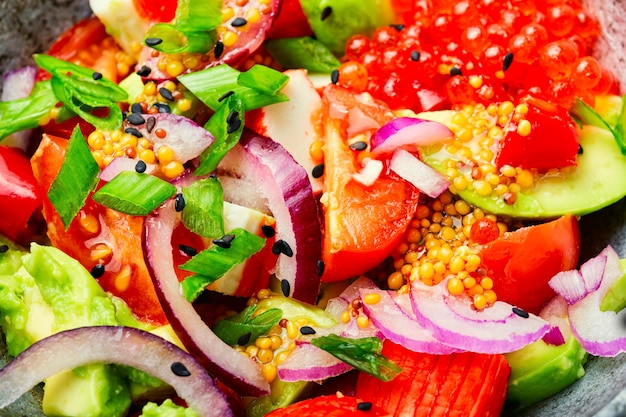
[352,158,384,187]
[539,296,571,346]
[99,156,157,181]
[567,246,626,356]
[410,282,550,353]
[388,148,450,198]
[0,326,233,417]
[217,130,322,304]
[360,288,459,354]
[549,254,607,305]
[1,66,37,150]
[580,253,607,294]
[277,343,352,382]
[144,197,270,396]
[370,117,454,156]
[126,113,215,164]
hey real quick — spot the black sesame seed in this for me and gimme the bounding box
[503,52,514,71]
[578,144,584,154]
[136,65,151,77]
[92,71,103,80]
[231,17,247,27]
[316,260,325,277]
[512,307,529,318]
[321,6,332,21]
[131,103,143,114]
[0,244,8,253]
[237,332,252,346]
[214,40,225,59]
[170,361,191,377]
[146,116,156,133]
[145,38,163,47]
[174,193,186,212]
[227,118,242,134]
[357,401,373,411]
[135,160,147,173]
[450,66,463,76]
[349,141,367,151]
[390,24,405,31]
[154,102,172,113]
[90,263,105,278]
[330,69,339,84]
[127,112,146,126]
[281,279,291,297]
[159,87,175,101]
[125,127,143,138]
[213,234,236,249]
[227,110,240,124]
[410,50,420,62]
[178,244,198,257]
[272,240,293,257]
[311,163,324,179]
[261,224,275,238]
[218,90,235,102]
[300,326,316,335]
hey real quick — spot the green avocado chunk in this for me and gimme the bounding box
[419,106,626,218]
[601,259,626,312]
[245,378,312,417]
[299,0,397,55]
[504,335,587,411]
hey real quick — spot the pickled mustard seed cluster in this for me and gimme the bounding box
[387,190,514,310]
[341,0,616,111]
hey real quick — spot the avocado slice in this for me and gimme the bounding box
[245,378,312,417]
[601,259,626,312]
[419,105,626,218]
[299,0,397,55]
[504,335,587,411]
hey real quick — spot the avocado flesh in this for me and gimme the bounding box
[245,378,312,417]
[601,259,626,312]
[419,112,626,218]
[504,336,587,410]
[299,0,397,55]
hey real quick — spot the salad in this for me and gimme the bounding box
[1,0,626,416]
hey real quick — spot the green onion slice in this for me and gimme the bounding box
[238,64,290,96]
[179,227,266,302]
[0,80,59,141]
[47,125,101,230]
[195,94,244,176]
[570,97,626,155]
[213,305,282,346]
[310,334,402,382]
[92,171,177,215]
[180,176,225,238]
[178,64,289,112]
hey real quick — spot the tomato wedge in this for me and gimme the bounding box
[30,134,167,325]
[320,86,420,282]
[356,340,510,417]
[479,214,581,314]
[266,0,314,39]
[0,146,43,243]
[133,0,177,22]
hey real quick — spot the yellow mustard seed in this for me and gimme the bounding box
[517,119,532,136]
[447,277,465,295]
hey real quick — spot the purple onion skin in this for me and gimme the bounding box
[0,326,233,417]
[223,130,323,304]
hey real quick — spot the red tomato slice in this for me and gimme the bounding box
[0,146,43,243]
[356,340,510,417]
[320,86,421,282]
[266,0,314,39]
[479,214,580,314]
[495,97,579,172]
[133,0,177,22]
[265,394,390,417]
[30,134,168,326]
[42,16,122,83]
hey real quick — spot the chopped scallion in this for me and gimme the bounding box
[179,227,266,301]
[570,97,626,155]
[47,126,100,229]
[238,64,290,96]
[213,305,282,346]
[0,81,60,140]
[310,334,402,382]
[195,94,244,175]
[92,171,176,215]
[180,176,225,238]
